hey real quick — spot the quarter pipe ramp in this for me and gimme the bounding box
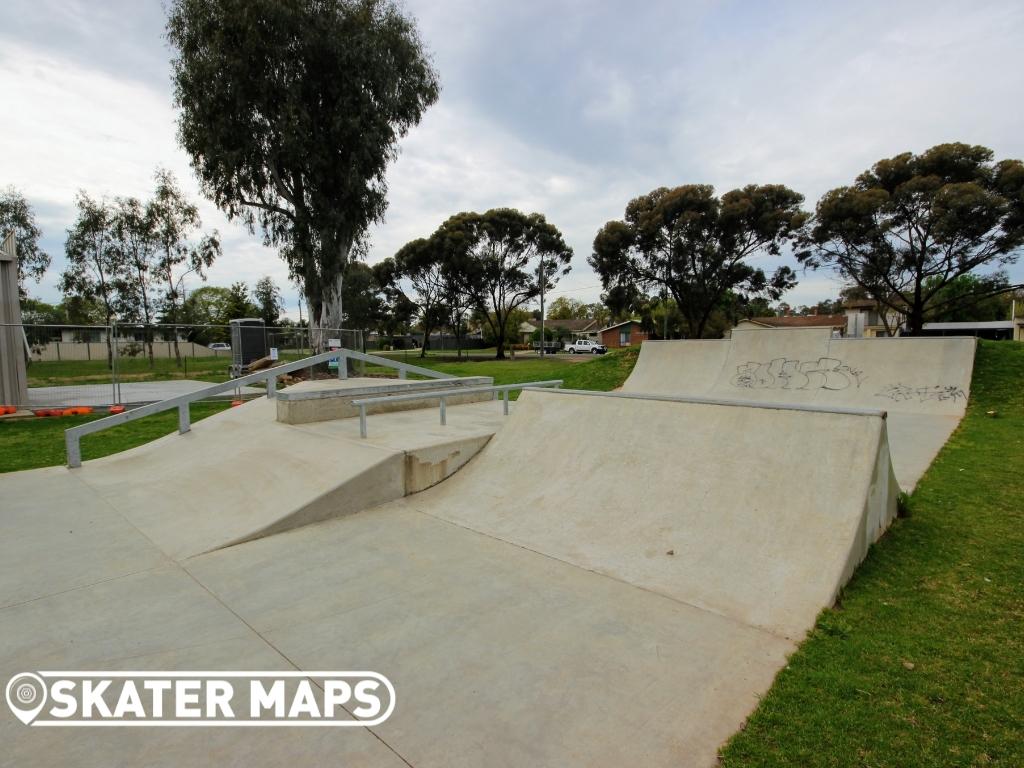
[622,328,976,488]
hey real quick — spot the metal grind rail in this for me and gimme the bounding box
[351,380,564,438]
[64,348,454,467]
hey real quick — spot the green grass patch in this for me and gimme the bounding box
[27,352,309,387]
[0,402,232,473]
[357,346,639,394]
[720,340,1024,767]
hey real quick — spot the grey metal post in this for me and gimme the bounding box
[178,403,190,434]
[539,255,545,357]
[503,390,509,415]
[439,396,447,425]
[111,323,121,405]
[267,374,277,398]
[359,404,367,438]
[399,369,407,379]
[66,432,81,469]
[338,352,347,380]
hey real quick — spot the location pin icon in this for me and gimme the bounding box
[6,673,47,725]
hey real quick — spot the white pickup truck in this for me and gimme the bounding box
[564,339,607,355]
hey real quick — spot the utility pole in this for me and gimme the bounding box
[539,255,546,357]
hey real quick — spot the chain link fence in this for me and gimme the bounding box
[2,323,362,410]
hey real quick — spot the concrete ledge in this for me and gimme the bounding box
[275,376,493,424]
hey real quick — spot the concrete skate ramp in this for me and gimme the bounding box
[2,389,898,766]
[411,389,898,640]
[180,387,896,766]
[68,395,503,561]
[623,328,976,489]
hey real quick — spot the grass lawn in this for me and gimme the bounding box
[359,346,640,392]
[720,339,1024,767]
[2,348,639,473]
[27,352,309,387]
[0,402,231,473]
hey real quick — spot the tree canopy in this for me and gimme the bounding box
[591,184,807,338]
[0,186,50,295]
[433,208,573,359]
[62,192,120,330]
[394,237,445,357]
[167,0,440,343]
[799,142,1024,335]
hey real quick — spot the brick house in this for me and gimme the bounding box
[599,320,648,348]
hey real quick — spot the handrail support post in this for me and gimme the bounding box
[359,404,367,438]
[178,403,191,434]
[66,432,81,469]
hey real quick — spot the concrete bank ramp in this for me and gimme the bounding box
[623,328,976,488]
[408,389,898,639]
[182,387,898,766]
[70,397,500,560]
[3,389,899,765]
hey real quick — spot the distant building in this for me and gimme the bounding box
[598,319,648,348]
[842,300,904,337]
[920,320,1024,341]
[734,313,847,335]
[519,317,599,343]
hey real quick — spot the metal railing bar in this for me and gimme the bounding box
[353,380,563,438]
[63,347,456,467]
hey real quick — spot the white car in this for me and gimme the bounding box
[208,342,231,352]
[564,339,607,355]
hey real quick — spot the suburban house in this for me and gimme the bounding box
[598,319,648,348]
[733,313,847,336]
[842,299,904,337]
[519,317,600,344]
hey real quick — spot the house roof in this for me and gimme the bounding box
[597,319,642,333]
[742,314,847,329]
[545,318,597,332]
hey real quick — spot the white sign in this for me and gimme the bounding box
[269,347,279,361]
[5,670,394,727]
[327,338,341,348]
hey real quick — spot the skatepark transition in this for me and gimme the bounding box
[0,330,977,766]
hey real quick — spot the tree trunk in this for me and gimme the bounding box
[313,271,345,352]
[906,303,925,336]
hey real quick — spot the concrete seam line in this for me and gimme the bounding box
[533,387,889,419]
[178,564,416,768]
[0,563,170,613]
[406,504,797,644]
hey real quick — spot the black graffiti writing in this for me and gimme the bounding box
[731,357,865,391]
[875,384,967,404]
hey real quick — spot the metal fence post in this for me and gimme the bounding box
[503,390,509,415]
[111,323,121,405]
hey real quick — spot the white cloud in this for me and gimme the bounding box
[2,0,1023,318]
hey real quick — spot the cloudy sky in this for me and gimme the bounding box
[2,0,1023,319]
